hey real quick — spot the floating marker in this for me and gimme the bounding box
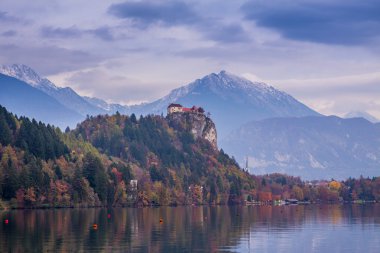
[107,214,111,219]
[159,218,163,223]
[4,219,9,224]
[92,224,98,230]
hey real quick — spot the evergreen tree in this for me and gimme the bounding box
[130,113,137,124]
[0,113,12,145]
[54,165,63,180]
[28,157,44,189]
[150,166,164,182]
[1,158,19,200]
[83,153,108,202]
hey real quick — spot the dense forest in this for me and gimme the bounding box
[0,105,379,209]
[73,112,252,205]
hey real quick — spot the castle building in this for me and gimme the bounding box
[167,103,184,114]
[167,103,205,114]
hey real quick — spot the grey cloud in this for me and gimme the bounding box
[241,0,380,45]
[0,11,30,25]
[277,78,380,100]
[66,69,162,102]
[0,43,102,75]
[1,30,17,37]
[90,27,114,41]
[108,1,249,44]
[40,26,82,38]
[108,1,198,27]
[0,11,21,23]
[40,26,115,41]
[201,23,249,43]
[178,45,248,60]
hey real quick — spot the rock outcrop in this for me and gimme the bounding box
[167,112,218,150]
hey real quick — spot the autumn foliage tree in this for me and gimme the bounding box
[1,105,379,208]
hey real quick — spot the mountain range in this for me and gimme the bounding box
[0,65,320,137]
[221,116,380,180]
[0,64,108,117]
[134,71,320,137]
[0,73,83,129]
[345,111,379,123]
[0,64,379,179]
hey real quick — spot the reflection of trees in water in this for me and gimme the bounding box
[0,204,379,252]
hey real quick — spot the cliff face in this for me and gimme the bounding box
[167,112,218,150]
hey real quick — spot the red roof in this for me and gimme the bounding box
[168,104,205,114]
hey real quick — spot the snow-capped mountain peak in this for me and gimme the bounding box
[0,64,58,90]
[0,64,42,86]
[135,70,320,138]
[0,64,112,116]
[187,70,282,99]
[160,70,274,103]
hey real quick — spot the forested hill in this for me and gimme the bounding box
[2,105,378,209]
[0,104,110,207]
[0,105,253,208]
[73,112,252,204]
[0,106,69,161]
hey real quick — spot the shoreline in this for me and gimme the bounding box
[1,200,378,211]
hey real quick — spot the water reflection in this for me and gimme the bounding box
[0,204,379,252]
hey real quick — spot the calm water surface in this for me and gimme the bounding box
[1,204,379,252]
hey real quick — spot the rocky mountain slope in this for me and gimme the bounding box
[82,96,130,115]
[0,74,82,129]
[0,66,320,139]
[0,64,106,117]
[345,111,379,123]
[221,116,380,180]
[135,71,320,138]
[3,64,379,180]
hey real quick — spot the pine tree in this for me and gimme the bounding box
[1,158,19,200]
[83,153,108,202]
[0,113,12,145]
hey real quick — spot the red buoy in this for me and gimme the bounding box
[4,219,9,224]
[92,224,98,230]
[107,214,111,219]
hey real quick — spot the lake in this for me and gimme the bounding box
[1,204,379,252]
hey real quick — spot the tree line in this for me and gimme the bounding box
[1,105,379,209]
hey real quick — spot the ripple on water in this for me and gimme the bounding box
[0,204,379,253]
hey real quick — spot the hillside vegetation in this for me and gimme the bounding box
[74,112,252,205]
[0,106,253,208]
[1,105,379,209]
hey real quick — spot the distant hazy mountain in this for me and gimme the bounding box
[345,111,378,123]
[2,64,379,180]
[221,116,380,180]
[0,64,108,116]
[136,71,320,138]
[0,66,319,137]
[0,73,82,129]
[82,96,130,115]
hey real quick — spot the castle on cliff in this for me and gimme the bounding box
[167,103,205,115]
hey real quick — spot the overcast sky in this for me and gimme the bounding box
[1,0,379,117]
